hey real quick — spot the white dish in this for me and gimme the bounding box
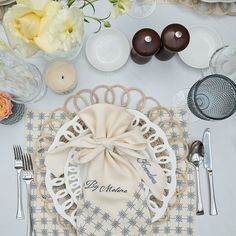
[85,28,130,72]
[46,109,177,227]
[178,26,223,69]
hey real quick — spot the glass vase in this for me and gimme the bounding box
[0,50,46,103]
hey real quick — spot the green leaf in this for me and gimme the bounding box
[103,21,111,28]
[109,0,117,4]
[67,0,76,7]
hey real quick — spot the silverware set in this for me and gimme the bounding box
[13,145,35,236]
[188,128,218,216]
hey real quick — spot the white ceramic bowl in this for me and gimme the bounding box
[85,28,130,72]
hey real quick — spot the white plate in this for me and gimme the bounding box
[85,28,130,72]
[46,109,177,227]
[178,26,223,69]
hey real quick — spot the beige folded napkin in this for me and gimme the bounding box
[45,104,167,230]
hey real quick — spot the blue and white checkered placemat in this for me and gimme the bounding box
[24,107,195,236]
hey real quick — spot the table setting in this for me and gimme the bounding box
[0,1,236,236]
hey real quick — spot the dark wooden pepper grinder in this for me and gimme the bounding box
[131,28,161,64]
[155,24,190,61]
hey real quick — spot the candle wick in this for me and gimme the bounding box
[62,76,64,79]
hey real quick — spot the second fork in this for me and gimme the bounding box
[22,153,35,236]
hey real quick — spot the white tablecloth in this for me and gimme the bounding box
[0,2,236,236]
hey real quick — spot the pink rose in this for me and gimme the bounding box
[0,91,13,121]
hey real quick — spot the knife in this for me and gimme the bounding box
[202,128,218,216]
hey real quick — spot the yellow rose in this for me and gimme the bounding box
[3,0,61,57]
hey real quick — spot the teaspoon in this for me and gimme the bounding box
[188,140,204,215]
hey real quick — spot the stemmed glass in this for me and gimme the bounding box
[201,45,236,80]
[208,45,236,82]
[128,0,156,19]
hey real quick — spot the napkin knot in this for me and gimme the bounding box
[96,138,114,151]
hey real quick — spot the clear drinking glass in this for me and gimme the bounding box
[187,74,236,121]
[128,0,156,19]
[172,88,200,123]
[0,50,46,103]
[209,45,236,83]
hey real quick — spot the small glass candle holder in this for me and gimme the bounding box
[155,24,190,61]
[131,28,161,65]
[44,60,78,94]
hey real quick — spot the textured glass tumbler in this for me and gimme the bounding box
[187,74,236,120]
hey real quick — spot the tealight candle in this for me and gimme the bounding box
[44,60,77,94]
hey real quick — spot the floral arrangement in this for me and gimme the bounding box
[3,0,132,57]
[3,0,84,57]
[0,92,13,121]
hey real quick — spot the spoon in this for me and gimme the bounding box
[188,140,204,215]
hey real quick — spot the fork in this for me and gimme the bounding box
[13,145,24,220]
[22,154,35,236]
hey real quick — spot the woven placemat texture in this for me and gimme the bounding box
[24,106,195,236]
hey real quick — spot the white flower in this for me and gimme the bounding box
[110,0,132,17]
[34,7,84,54]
